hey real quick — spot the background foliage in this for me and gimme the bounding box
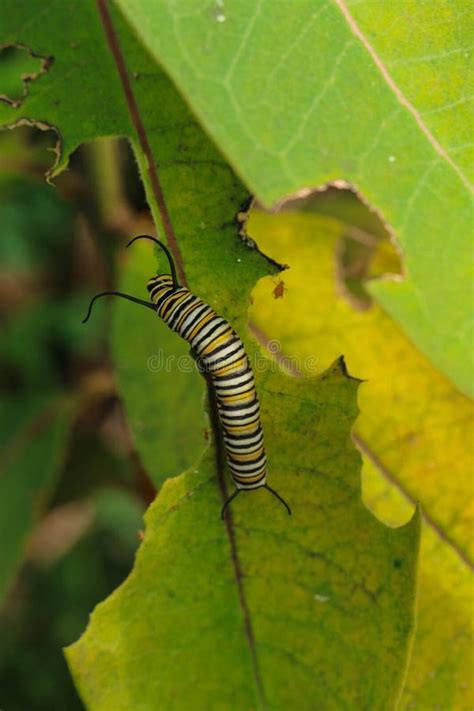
[0,1,471,710]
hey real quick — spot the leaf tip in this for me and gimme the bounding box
[335,354,363,384]
[238,200,288,275]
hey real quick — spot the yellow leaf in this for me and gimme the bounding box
[363,459,473,710]
[248,209,473,709]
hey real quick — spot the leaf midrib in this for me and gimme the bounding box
[96,0,188,287]
[333,0,472,193]
[96,3,266,706]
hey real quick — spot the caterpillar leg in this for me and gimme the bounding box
[82,291,156,323]
[264,484,291,515]
[221,485,291,519]
[220,489,241,519]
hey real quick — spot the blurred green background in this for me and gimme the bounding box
[0,123,156,710]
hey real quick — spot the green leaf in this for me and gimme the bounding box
[0,3,127,170]
[67,359,419,710]
[114,0,474,398]
[247,207,473,710]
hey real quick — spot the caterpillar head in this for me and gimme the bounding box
[147,274,177,302]
[147,274,175,291]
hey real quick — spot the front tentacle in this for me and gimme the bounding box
[82,291,156,323]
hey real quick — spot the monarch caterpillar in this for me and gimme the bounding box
[83,235,291,519]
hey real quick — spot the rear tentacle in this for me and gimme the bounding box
[263,484,291,515]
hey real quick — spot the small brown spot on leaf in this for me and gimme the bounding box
[261,183,403,310]
[273,280,286,299]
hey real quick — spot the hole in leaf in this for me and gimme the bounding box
[257,184,403,311]
[0,124,58,177]
[0,45,51,107]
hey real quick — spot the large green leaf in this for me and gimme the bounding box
[67,359,419,710]
[115,0,473,398]
[248,207,474,710]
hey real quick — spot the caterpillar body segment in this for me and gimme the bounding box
[83,235,290,519]
[148,274,267,492]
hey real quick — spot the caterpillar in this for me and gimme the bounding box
[83,235,291,519]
